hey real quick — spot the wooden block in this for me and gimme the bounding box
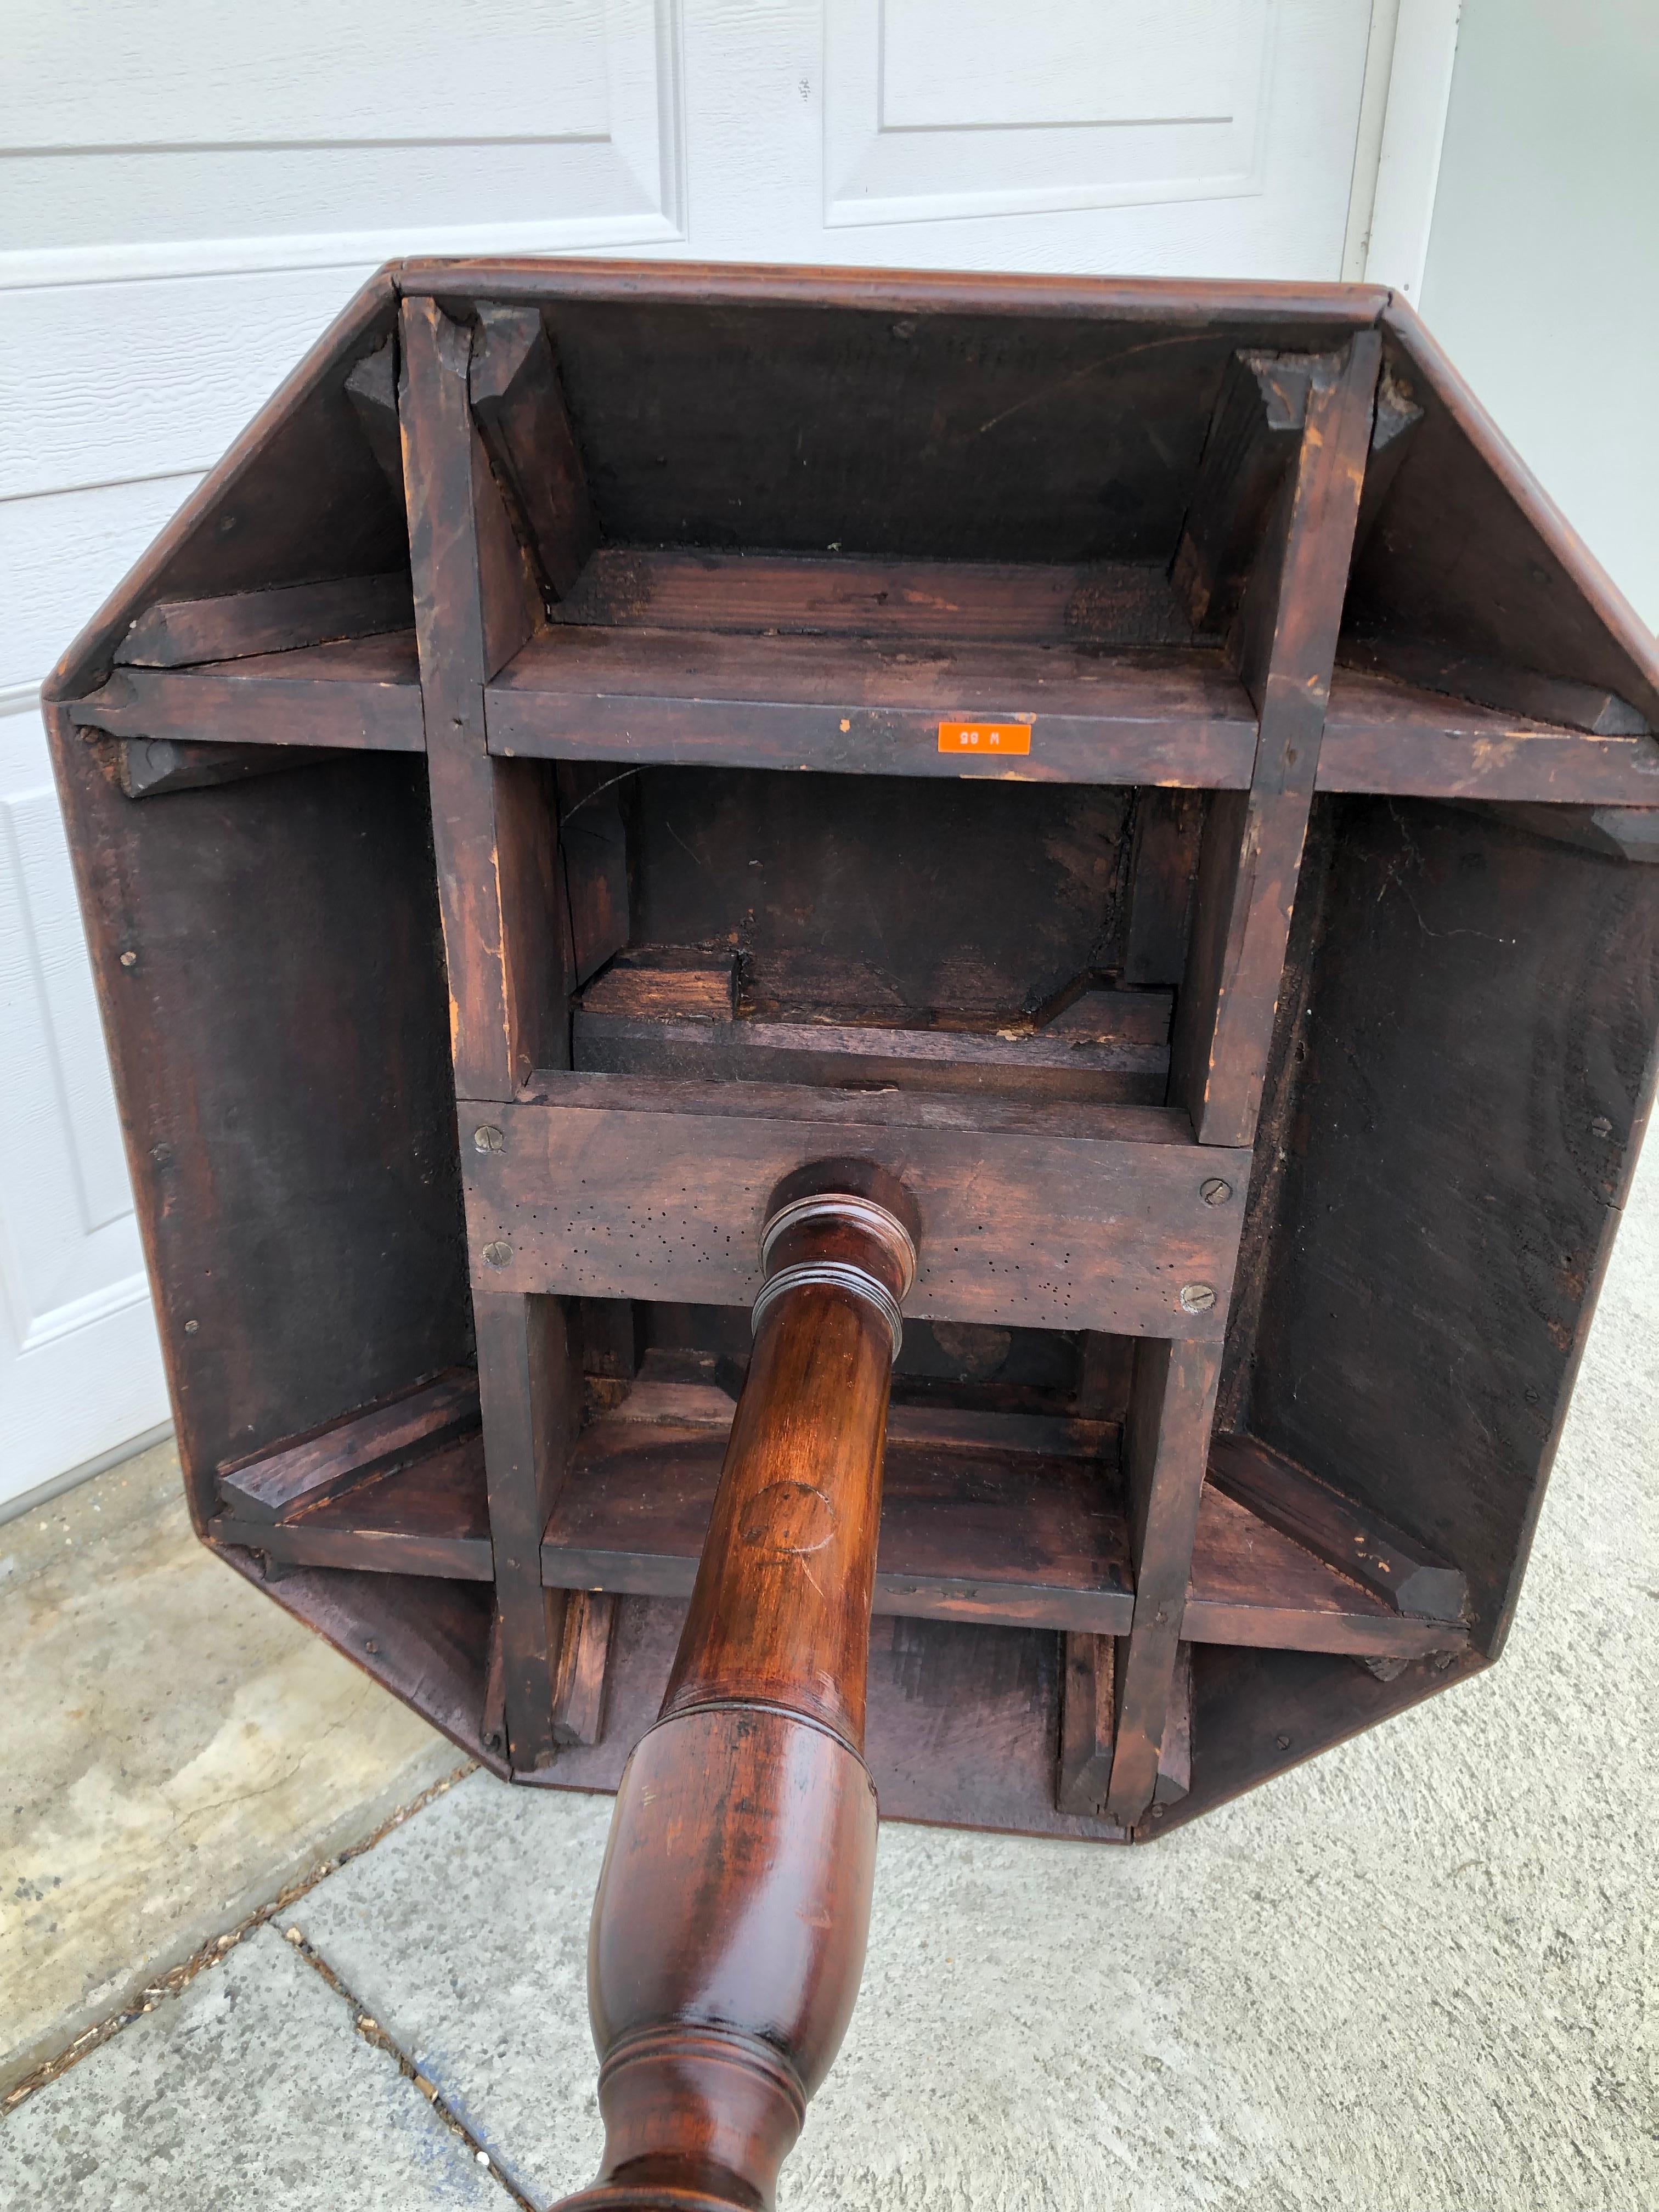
[1106,1337,1222,1823]
[1452,803,1659,864]
[556,761,631,986]
[470,304,595,602]
[463,1083,1250,1339]
[120,737,338,799]
[116,574,413,669]
[1183,1483,1465,1657]
[473,1290,583,1775]
[1057,1632,1116,1815]
[345,333,405,504]
[69,635,426,753]
[1321,668,1659,802]
[210,1430,493,1582]
[1152,1644,1193,1805]
[482,1606,508,1760]
[217,1372,481,1523]
[1341,634,1649,739]
[1171,350,1317,634]
[1207,1434,1468,1623]
[551,1590,618,1747]
[1123,788,1206,987]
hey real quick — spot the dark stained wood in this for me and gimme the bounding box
[344,333,405,506]
[1339,634,1649,739]
[470,304,596,602]
[1107,1337,1223,1822]
[1245,795,1659,1652]
[116,574,413,669]
[463,1084,1249,1339]
[1057,1632,1116,1816]
[1171,349,1313,633]
[1123,787,1206,986]
[217,1370,479,1521]
[481,1606,507,1758]
[1321,667,1659,802]
[1170,334,1383,1146]
[119,737,338,799]
[46,253,1659,2025]
[211,1430,493,1582]
[41,726,469,1523]
[551,1589,617,1747]
[1152,1643,1193,1807]
[1207,1433,1468,1623]
[402,293,565,1100]
[67,633,425,752]
[472,1291,581,1774]
[541,1407,1135,1634]
[556,546,1206,647]
[487,628,1258,789]
[555,761,630,988]
[1349,356,1423,560]
[573,954,1173,1103]
[1183,1485,1466,1659]
[1451,801,1659,864]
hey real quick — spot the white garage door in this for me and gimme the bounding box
[0,0,1456,1508]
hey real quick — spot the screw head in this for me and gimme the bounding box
[1200,1177,1233,1206]
[473,1125,505,1153]
[119,950,137,968]
[183,1319,199,1335]
[150,1142,172,1167]
[482,1240,512,1269]
[1178,1282,1217,1313]
[364,1639,379,1655]
[1275,1734,1292,1751]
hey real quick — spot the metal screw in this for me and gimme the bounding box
[1179,1283,1217,1313]
[364,1640,379,1655]
[473,1125,504,1153]
[184,1319,199,1335]
[150,1143,172,1166]
[1590,1116,1612,1138]
[1200,1178,1233,1206]
[1275,1734,1291,1751]
[119,950,137,968]
[482,1240,512,1268]
[1150,1804,1165,1820]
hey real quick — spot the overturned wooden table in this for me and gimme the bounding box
[48,262,1659,2204]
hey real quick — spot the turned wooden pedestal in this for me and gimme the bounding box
[561,1175,915,2209]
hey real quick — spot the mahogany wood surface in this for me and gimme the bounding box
[561,1192,906,2208]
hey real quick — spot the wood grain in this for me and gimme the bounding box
[462,1085,1248,1338]
[68,633,425,752]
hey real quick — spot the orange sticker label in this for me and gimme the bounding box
[938,720,1032,755]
